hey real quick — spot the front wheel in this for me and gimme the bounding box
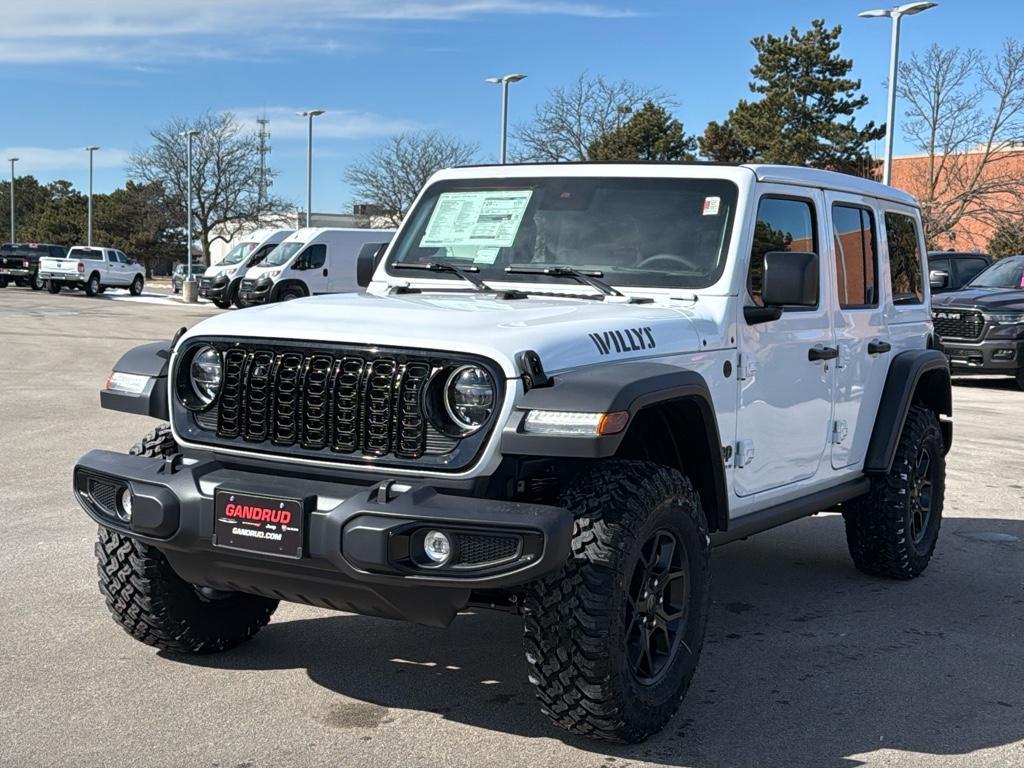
[843,405,945,579]
[1015,369,1024,391]
[278,287,304,302]
[129,275,144,296]
[212,297,232,309]
[95,425,279,653]
[523,460,711,743]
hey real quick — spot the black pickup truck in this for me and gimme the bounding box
[0,243,68,290]
[932,255,1024,389]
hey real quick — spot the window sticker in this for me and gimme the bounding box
[420,190,533,249]
[702,196,721,216]
[473,247,501,264]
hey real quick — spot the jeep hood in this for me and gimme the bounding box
[180,291,716,377]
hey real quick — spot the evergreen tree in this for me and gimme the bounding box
[988,219,1024,260]
[700,19,884,175]
[588,101,696,162]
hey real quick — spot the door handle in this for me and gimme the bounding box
[323,268,328,277]
[808,345,839,362]
[868,340,892,355]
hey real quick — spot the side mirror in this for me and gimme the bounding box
[356,242,388,288]
[292,257,307,271]
[929,270,950,289]
[745,251,819,325]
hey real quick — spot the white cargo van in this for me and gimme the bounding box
[238,227,395,304]
[198,228,293,308]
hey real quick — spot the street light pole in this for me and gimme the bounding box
[84,146,99,247]
[859,2,937,185]
[7,157,17,244]
[298,109,325,228]
[179,130,199,302]
[484,74,526,163]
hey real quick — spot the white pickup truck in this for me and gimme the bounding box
[39,246,145,296]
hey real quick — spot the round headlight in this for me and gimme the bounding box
[444,365,495,432]
[189,346,222,406]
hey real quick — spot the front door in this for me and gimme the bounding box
[825,193,890,469]
[734,188,835,497]
[296,244,328,293]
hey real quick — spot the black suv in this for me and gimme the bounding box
[928,251,992,293]
[0,242,68,290]
[932,255,1024,389]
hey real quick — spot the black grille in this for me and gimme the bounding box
[240,278,257,291]
[87,477,120,517]
[933,309,985,340]
[199,276,213,288]
[207,343,460,461]
[453,533,520,566]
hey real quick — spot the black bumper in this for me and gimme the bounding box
[238,282,271,304]
[73,450,572,627]
[198,279,228,300]
[942,338,1024,375]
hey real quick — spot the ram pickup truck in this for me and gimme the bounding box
[0,243,67,290]
[39,246,145,296]
[75,163,951,743]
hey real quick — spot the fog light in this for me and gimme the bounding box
[118,488,133,522]
[993,348,1015,360]
[423,530,451,564]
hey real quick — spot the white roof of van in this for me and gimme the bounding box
[282,227,396,241]
[430,162,919,208]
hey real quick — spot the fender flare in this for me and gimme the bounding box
[99,340,173,419]
[864,349,952,474]
[501,362,729,531]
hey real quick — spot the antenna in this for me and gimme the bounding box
[256,116,272,210]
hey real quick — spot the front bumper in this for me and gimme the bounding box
[73,449,572,626]
[238,281,271,304]
[941,338,1024,375]
[198,279,229,300]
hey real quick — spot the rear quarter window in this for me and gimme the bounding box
[885,212,924,304]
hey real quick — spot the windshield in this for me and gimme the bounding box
[967,258,1024,289]
[262,241,305,267]
[386,176,739,290]
[246,242,277,267]
[220,241,257,265]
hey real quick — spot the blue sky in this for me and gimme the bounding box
[1,0,1019,212]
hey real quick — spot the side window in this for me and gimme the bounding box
[304,244,327,269]
[885,212,924,304]
[50,246,65,258]
[955,258,987,286]
[831,204,878,308]
[749,196,818,306]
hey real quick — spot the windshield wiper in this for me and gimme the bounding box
[504,265,623,297]
[393,260,492,292]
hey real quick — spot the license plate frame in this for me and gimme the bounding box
[213,489,308,559]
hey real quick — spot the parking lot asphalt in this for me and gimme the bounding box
[1,287,1022,768]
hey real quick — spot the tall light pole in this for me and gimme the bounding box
[859,2,937,185]
[179,130,199,301]
[84,146,99,246]
[484,73,526,164]
[7,157,16,244]
[298,109,325,228]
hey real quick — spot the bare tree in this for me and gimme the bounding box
[344,131,478,227]
[128,112,288,260]
[512,73,672,162]
[897,40,1024,247]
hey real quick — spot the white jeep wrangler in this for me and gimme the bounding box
[75,163,952,743]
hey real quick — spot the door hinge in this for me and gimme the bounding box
[831,419,849,445]
[737,354,757,381]
[735,439,755,468]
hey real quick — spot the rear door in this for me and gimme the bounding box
[734,188,835,497]
[825,192,890,469]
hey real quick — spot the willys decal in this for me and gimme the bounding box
[588,327,656,356]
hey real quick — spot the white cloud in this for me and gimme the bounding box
[226,107,422,141]
[0,1,635,64]
[0,147,131,173]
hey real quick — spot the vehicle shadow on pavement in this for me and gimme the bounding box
[168,513,1024,767]
[952,376,1020,392]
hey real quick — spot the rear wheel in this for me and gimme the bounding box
[31,271,44,290]
[129,275,144,296]
[0,277,7,288]
[95,425,279,654]
[843,405,945,579]
[1015,369,1024,391]
[84,273,101,296]
[47,281,61,294]
[523,460,711,743]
